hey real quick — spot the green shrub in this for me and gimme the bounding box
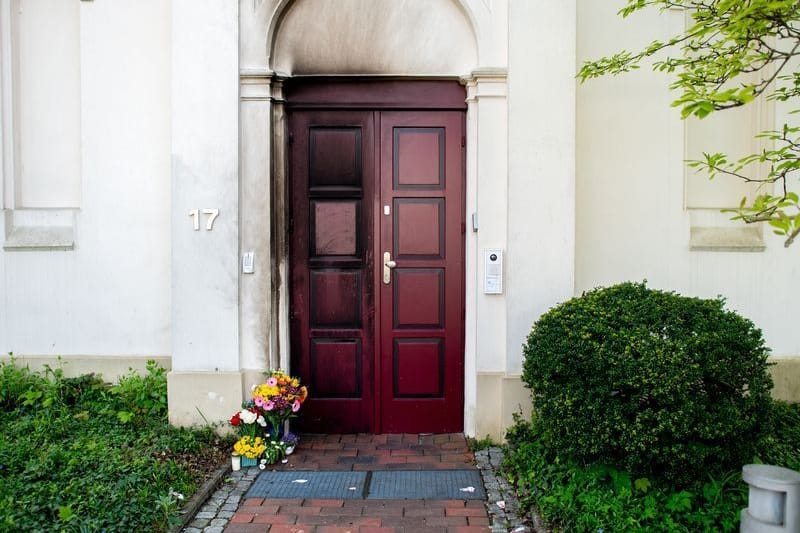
[504,415,746,533]
[0,356,48,409]
[758,401,800,472]
[110,360,169,422]
[522,282,774,485]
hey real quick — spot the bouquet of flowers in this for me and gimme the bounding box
[228,370,308,465]
[229,407,268,438]
[251,370,308,436]
[233,435,267,460]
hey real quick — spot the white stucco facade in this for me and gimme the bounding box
[0,0,796,439]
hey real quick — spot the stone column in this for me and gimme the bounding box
[168,0,243,427]
[239,68,273,392]
[461,69,509,437]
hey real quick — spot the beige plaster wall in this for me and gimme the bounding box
[167,371,244,429]
[575,2,800,364]
[0,354,171,383]
[771,357,800,403]
[476,373,532,442]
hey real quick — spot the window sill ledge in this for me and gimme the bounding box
[689,226,765,252]
[2,209,76,251]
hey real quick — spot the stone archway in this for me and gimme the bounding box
[270,0,477,75]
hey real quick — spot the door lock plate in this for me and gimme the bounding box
[383,252,396,284]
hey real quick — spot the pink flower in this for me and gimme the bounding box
[266,377,278,387]
[292,400,301,413]
[264,400,275,411]
[254,397,264,407]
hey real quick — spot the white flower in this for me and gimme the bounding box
[258,463,266,470]
[256,415,267,427]
[260,459,267,465]
[239,410,257,424]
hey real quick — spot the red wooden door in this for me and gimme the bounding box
[289,110,376,433]
[289,83,465,433]
[378,112,465,433]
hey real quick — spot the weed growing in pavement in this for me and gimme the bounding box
[467,435,498,452]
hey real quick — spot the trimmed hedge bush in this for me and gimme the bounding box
[522,282,774,485]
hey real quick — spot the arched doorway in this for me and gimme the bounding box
[239,0,485,433]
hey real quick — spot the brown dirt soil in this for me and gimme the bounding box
[156,437,232,488]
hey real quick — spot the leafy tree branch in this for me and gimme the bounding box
[579,0,800,247]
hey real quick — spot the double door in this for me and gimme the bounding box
[289,102,464,433]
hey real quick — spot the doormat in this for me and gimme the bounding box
[246,471,368,500]
[246,470,485,500]
[367,470,485,500]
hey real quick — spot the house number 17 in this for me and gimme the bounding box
[189,209,220,230]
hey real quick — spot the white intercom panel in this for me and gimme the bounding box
[484,248,503,294]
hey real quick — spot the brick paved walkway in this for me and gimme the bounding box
[223,433,491,533]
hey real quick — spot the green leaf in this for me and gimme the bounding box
[116,411,135,424]
[634,477,651,493]
[665,491,693,513]
[58,505,74,522]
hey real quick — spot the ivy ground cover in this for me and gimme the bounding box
[0,359,232,532]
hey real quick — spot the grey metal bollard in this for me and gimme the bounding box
[741,464,800,533]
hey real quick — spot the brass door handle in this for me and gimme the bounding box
[383,252,396,284]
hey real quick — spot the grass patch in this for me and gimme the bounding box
[0,358,233,532]
[503,403,800,533]
[467,435,498,452]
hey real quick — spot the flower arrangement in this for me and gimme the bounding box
[229,407,267,438]
[259,439,289,467]
[281,432,299,454]
[228,370,308,466]
[251,370,308,435]
[233,435,266,459]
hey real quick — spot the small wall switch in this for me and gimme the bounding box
[242,252,255,274]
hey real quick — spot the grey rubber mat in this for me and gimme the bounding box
[246,469,486,500]
[368,470,485,500]
[246,471,368,499]
[367,469,486,500]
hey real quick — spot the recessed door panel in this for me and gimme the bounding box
[394,198,444,258]
[310,270,361,328]
[393,127,445,189]
[311,339,362,398]
[309,127,362,190]
[393,338,444,397]
[393,269,443,329]
[311,200,359,257]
